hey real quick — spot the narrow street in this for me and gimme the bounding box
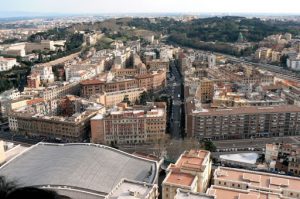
[168,59,184,139]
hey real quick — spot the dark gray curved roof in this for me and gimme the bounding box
[0,143,158,196]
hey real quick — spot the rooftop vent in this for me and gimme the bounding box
[128,190,140,197]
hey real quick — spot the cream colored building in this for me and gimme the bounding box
[91,88,145,107]
[31,64,55,85]
[163,172,198,199]
[213,167,300,199]
[255,48,272,60]
[175,189,214,199]
[38,82,80,101]
[207,185,290,199]
[91,102,166,145]
[1,43,26,57]
[1,99,28,118]
[0,140,5,164]
[0,57,17,72]
[162,150,212,199]
[25,40,55,53]
[265,143,280,163]
[147,59,170,72]
[271,51,281,63]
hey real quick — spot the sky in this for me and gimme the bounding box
[1,0,300,15]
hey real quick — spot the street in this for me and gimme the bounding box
[168,59,184,139]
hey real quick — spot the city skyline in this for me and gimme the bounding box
[1,0,300,17]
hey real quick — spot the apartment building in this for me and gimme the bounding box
[211,92,287,108]
[9,112,96,142]
[64,63,104,81]
[287,54,300,71]
[162,150,212,199]
[255,47,273,60]
[81,70,166,97]
[143,52,157,64]
[195,79,214,103]
[0,57,17,72]
[9,97,105,142]
[147,59,169,72]
[207,185,290,199]
[111,68,139,76]
[175,189,214,199]
[136,70,166,91]
[81,78,139,98]
[0,89,25,118]
[84,32,103,46]
[39,82,80,101]
[0,99,28,119]
[220,65,274,85]
[90,88,145,107]
[31,64,55,85]
[163,172,198,199]
[213,167,300,199]
[91,102,166,145]
[27,73,41,88]
[186,104,300,140]
[265,143,300,176]
[25,40,56,53]
[1,43,26,57]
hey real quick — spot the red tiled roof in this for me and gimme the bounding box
[26,98,44,105]
[80,79,103,85]
[165,171,196,187]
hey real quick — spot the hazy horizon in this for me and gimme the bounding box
[1,0,300,18]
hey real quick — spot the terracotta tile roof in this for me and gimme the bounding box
[174,150,209,171]
[26,98,44,105]
[0,57,16,61]
[207,186,281,199]
[165,171,196,187]
[215,167,300,191]
[80,79,103,85]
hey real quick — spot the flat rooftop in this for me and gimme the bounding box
[175,189,214,199]
[207,185,285,199]
[164,171,196,187]
[105,179,156,199]
[173,150,210,171]
[214,167,300,191]
[0,143,157,197]
[192,105,300,115]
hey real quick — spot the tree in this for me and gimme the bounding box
[122,95,131,105]
[138,91,149,105]
[203,140,217,152]
[280,54,289,68]
[38,51,43,62]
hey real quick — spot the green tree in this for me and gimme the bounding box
[138,91,149,105]
[280,54,289,68]
[203,140,217,152]
[122,95,131,105]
